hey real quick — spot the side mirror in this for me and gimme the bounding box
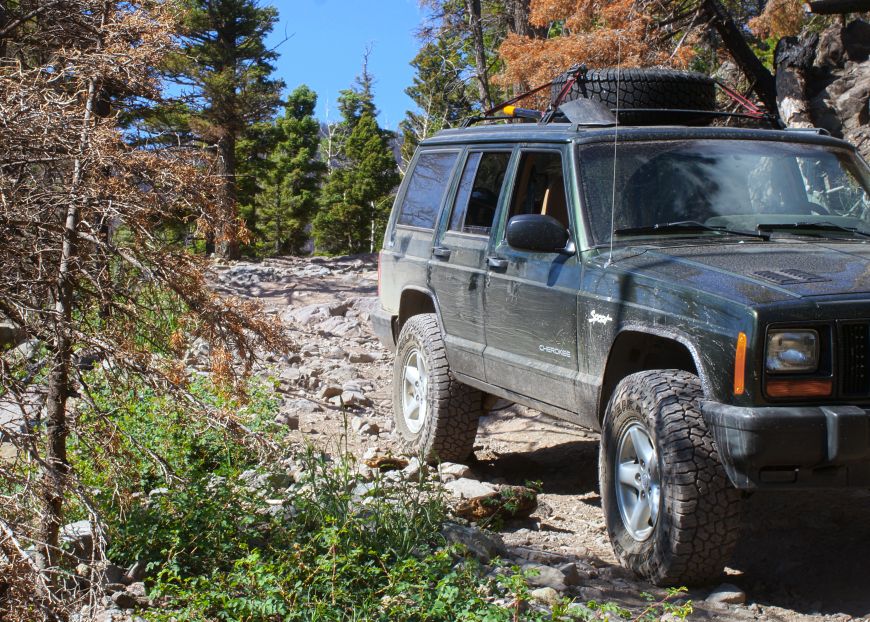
[506,214,571,253]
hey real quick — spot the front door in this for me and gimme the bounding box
[483,148,581,412]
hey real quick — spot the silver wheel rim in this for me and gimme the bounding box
[614,422,661,541]
[401,348,428,434]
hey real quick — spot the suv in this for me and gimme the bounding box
[372,70,870,585]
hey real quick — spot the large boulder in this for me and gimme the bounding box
[777,20,870,159]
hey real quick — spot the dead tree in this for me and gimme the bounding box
[0,1,290,618]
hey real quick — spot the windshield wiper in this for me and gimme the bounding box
[756,222,870,239]
[614,220,770,240]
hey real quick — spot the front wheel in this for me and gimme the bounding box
[392,314,483,462]
[599,370,742,586]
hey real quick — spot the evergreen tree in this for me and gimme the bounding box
[400,37,474,167]
[162,0,284,259]
[256,85,325,255]
[313,64,399,255]
[237,120,280,243]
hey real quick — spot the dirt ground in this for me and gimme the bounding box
[221,253,870,622]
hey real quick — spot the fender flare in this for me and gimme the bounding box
[396,286,446,337]
[597,323,713,418]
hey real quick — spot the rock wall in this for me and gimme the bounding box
[776,19,870,159]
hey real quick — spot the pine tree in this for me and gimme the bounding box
[256,85,326,255]
[313,63,400,255]
[400,37,474,167]
[237,120,280,243]
[162,0,284,259]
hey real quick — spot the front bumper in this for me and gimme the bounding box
[701,401,870,489]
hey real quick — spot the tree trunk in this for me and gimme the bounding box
[215,134,240,260]
[506,0,546,38]
[274,190,282,255]
[465,0,494,110]
[700,0,779,116]
[774,35,816,128]
[35,76,98,581]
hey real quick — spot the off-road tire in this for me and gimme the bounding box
[551,68,716,126]
[599,370,742,586]
[392,314,483,463]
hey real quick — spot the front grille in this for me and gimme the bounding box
[841,323,869,396]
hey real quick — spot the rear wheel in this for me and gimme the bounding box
[599,370,742,585]
[392,314,483,462]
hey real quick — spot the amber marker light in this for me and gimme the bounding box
[734,332,747,395]
[766,378,833,398]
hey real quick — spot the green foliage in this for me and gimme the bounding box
[69,370,694,621]
[250,85,326,255]
[166,0,284,137]
[313,62,399,256]
[237,120,281,238]
[400,37,475,165]
[69,370,278,567]
[144,0,285,258]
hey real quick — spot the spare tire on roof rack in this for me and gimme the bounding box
[551,68,717,126]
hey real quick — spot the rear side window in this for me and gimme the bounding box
[397,151,458,229]
[449,151,512,235]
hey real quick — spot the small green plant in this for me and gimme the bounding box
[496,565,539,622]
[66,371,693,621]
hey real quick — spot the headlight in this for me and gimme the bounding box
[766,330,819,373]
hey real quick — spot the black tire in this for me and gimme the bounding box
[551,68,716,126]
[392,314,483,463]
[599,370,742,586]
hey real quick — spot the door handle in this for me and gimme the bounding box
[432,247,451,260]
[487,256,508,270]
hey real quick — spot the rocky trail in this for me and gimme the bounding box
[215,254,870,622]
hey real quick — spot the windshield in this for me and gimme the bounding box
[578,139,870,244]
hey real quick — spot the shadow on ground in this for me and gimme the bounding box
[471,439,599,495]
[472,434,870,618]
[730,489,870,617]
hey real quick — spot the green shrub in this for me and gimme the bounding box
[69,372,691,621]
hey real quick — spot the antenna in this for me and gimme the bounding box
[606,33,622,267]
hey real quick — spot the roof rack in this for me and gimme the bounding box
[460,65,786,129]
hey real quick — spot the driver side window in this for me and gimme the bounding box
[506,151,569,229]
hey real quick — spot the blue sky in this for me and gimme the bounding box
[267,0,427,130]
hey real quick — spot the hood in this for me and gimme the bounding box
[613,239,870,307]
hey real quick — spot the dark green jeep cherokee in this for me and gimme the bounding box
[372,98,870,585]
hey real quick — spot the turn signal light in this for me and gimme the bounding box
[734,332,747,395]
[766,378,833,398]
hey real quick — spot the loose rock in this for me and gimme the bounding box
[438,462,471,481]
[530,586,561,606]
[444,478,497,499]
[440,522,506,563]
[706,583,747,605]
[521,563,568,591]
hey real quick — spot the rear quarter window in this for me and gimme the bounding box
[397,151,459,229]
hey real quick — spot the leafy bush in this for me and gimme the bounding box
[69,373,691,621]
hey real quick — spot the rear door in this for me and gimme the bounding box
[482,147,582,412]
[429,149,513,380]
